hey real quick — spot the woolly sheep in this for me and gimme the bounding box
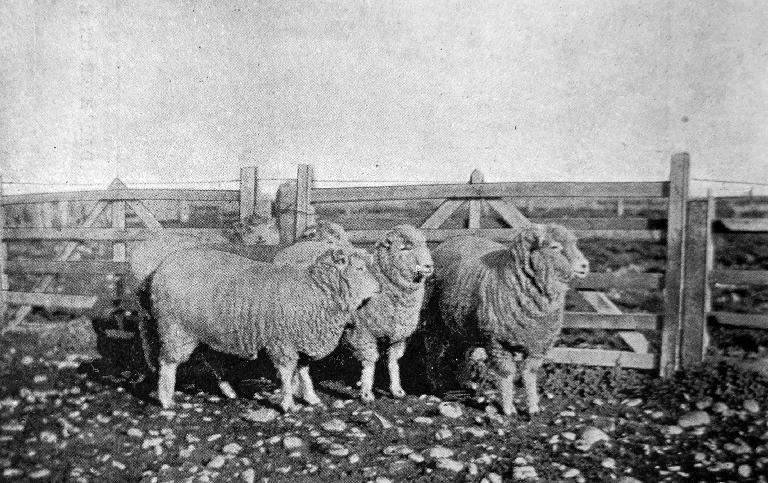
[430,224,589,415]
[274,224,433,402]
[147,246,379,411]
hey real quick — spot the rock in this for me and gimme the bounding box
[321,419,347,432]
[513,465,538,480]
[127,428,143,438]
[383,445,413,456]
[743,399,760,414]
[467,462,479,476]
[414,416,433,424]
[28,469,51,480]
[3,468,22,478]
[663,425,683,436]
[711,402,729,414]
[561,431,576,441]
[429,446,454,459]
[616,478,642,483]
[348,454,360,464]
[601,458,616,469]
[738,464,752,477]
[241,408,279,423]
[408,453,425,463]
[241,468,255,483]
[435,428,452,440]
[678,410,711,428]
[142,437,163,449]
[283,436,303,450]
[327,444,349,457]
[436,459,464,472]
[438,402,463,419]
[513,457,528,466]
[486,473,503,483]
[222,443,242,454]
[696,397,713,410]
[465,427,489,438]
[563,468,580,478]
[372,412,393,429]
[576,427,609,451]
[623,398,642,407]
[39,431,58,443]
[21,356,34,365]
[207,455,226,469]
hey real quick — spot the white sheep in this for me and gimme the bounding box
[429,224,589,415]
[146,245,379,411]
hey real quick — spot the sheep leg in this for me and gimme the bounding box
[275,361,298,412]
[199,353,237,399]
[522,357,544,415]
[157,360,179,409]
[490,345,518,416]
[387,340,407,398]
[349,328,379,403]
[296,365,323,406]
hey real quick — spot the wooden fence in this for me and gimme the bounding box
[0,154,697,376]
[679,195,768,367]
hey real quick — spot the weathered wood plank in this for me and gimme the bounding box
[4,228,224,241]
[660,152,690,377]
[711,269,768,286]
[311,181,670,203]
[419,200,465,229]
[468,200,482,229]
[3,189,239,205]
[718,218,768,233]
[546,348,657,369]
[0,176,6,325]
[346,228,664,243]
[572,272,664,290]
[529,217,667,231]
[127,201,163,230]
[580,291,650,353]
[5,260,129,274]
[563,312,661,331]
[710,312,768,329]
[240,166,258,221]
[487,199,530,228]
[293,164,313,243]
[4,291,98,310]
[680,198,714,367]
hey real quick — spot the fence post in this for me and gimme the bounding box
[659,152,690,377]
[239,166,258,222]
[0,176,6,326]
[293,164,314,243]
[468,169,484,229]
[111,180,126,300]
[680,193,714,368]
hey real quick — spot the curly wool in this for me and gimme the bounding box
[432,226,577,360]
[151,248,374,366]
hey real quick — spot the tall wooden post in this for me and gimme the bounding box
[293,164,313,243]
[468,169,484,229]
[0,176,6,326]
[111,179,126,300]
[239,166,258,222]
[680,193,714,368]
[659,152,690,377]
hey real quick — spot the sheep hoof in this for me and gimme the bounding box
[280,399,297,413]
[390,387,406,399]
[360,391,376,404]
[502,404,518,416]
[218,381,238,399]
[528,404,541,415]
[303,394,323,406]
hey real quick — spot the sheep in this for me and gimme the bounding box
[272,224,433,402]
[429,223,589,416]
[147,245,379,411]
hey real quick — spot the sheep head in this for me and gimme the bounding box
[309,247,379,312]
[300,221,351,247]
[511,223,590,292]
[374,224,433,289]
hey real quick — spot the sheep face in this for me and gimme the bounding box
[374,224,433,287]
[300,221,351,246]
[310,248,380,312]
[523,223,590,287]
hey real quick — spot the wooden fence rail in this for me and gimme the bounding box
[1,155,696,373]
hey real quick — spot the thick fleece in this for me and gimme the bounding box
[431,224,589,415]
[150,247,379,410]
[344,225,433,402]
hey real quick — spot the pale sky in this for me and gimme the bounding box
[1,0,767,196]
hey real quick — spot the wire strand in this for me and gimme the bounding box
[692,177,768,188]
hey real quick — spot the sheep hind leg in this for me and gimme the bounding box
[158,360,179,409]
[522,357,544,415]
[275,360,298,412]
[349,329,379,403]
[387,340,407,399]
[199,353,237,400]
[491,348,518,416]
[296,365,323,406]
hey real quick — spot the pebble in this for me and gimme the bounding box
[428,446,454,459]
[28,469,51,480]
[438,402,463,419]
[711,402,729,414]
[414,416,433,424]
[576,427,609,451]
[283,436,303,450]
[21,356,34,365]
[383,445,413,456]
[678,410,711,428]
[623,398,642,407]
[207,455,226,469]
[241,408,279,423]
[327,444,349,457]
[563,468,580,478]
[321,419,347,432]
[561,431,576,441]
[738,464,752,477]
[513,465,538,480]
[663,425,683,436]
[435,428,452,440]
[222,443,242,454]
[33,375,47,384]
[486,473,503,483]
[241,468,255,483]
[127,428,143,438]
[3,468,22,478]
[601,458,616,469]
[744,399,760,414]
[408,453,425,463]
[436,459,464,472]
[142,437,163,449]
[348,454,360,464]
[465,427,489,438]
[616,478,642,483]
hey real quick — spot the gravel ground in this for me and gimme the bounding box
[1,332,768,483]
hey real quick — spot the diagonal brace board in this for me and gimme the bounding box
[420,199,465,229]
[580,290,649,353]
[486,199,530,228]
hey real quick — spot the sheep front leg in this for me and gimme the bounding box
[296,365,323,406]
[387,340,407,398]
[158,360,179,409]
[347,328,379,403]
[522,357,544,415]
[489,343,517,416]
[275,360,298,412]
